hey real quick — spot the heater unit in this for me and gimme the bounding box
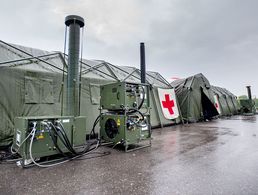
[12,116,86,165]
[100,81,151,152]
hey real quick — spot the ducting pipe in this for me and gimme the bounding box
[140,42,146,83]
[65,15,84,116]
[246,86,252,100]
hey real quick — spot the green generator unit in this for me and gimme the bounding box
[100,82,148,110]
[100,113,151,151]
[239,99,256,114]
[100,82,151,152]
[12,116,86,165]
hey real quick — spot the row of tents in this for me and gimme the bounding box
[0,40,239,146]
[171,73,239,123]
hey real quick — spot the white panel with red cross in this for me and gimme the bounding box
[214,95,222,114]
[157,88,179,120]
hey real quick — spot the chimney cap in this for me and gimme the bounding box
[65,15,84,27]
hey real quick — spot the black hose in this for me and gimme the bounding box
[1,121,104,166]
[138,86,145,110]
[48,125,68,157]
[49,123,75,154]
[127,108,145,121]
[90,113,104,138]
[56,121,96,155]
[56,126,77,154]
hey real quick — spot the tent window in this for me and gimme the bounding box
[25,77,54,104]
[41,79,54,104]
[90,84,100,105]
[25,77,40,104]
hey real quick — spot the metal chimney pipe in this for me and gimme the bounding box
[246,86,252,100]
[65,15,84,116]
[140,42,146,83]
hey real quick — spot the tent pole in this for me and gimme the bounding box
[0,53,59,66]
[175,93,184,125]
[61,26,68,116]
[80,61,118,80]
[187,91,190,124]
[0,40,64,72]
[225,95,232,115]
[151,88,163,128]
[187,76,195,123]
[78,27,84,116]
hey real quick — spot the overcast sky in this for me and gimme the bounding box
[1,0,258,96]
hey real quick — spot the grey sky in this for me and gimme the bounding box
[1,0,257,96]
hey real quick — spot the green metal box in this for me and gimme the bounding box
[100,82,148,110]
[239,99,256,114]
[100,113,151,151]
[100,82,151,151]
[12,116,86,162]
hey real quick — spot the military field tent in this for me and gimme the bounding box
[0,40,179,146]
[171,73,219,123]
[224,88,240,114]
[211,86,239,116]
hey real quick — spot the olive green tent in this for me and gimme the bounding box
[211,86,239,116]
[0,40,180,146]
[224,88,240,114]
[171,73,219,123]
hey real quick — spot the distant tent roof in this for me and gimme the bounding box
[171,73,218,122]
[211,86,239,115]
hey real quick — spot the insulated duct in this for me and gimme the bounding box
[140,42,146,84]
[65,15,84,116]
[246,86,252,100]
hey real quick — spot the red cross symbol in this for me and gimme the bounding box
[162,94,175,115]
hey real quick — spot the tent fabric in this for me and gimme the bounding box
[211,86,239,116]
[171,73,219,122]
[0,41,179,146]
[223,88,240,113]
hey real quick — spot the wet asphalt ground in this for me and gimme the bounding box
[1,115,258,195]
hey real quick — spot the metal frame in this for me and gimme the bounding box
[0,40,64,72]
[99,81,152,152]
[0,41,182,130]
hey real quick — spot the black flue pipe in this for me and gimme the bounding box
[65,15,84,116]
[246,86,252,100]
[140,42,146,83]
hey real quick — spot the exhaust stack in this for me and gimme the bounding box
[246,86,252,100]
[65,15,84,116]
[140,42,146,83]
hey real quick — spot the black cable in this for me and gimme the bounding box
[78,139,96,154]
[138,86,145,110]
[51,122,94,157]
[51,122,83,156]
[90,113,103,138]
[56,121,97,155]
[127,108,145,120]
[0,152,20,162]
[49,122,76,155]
[0,121,105,166]
[48,125,68,157]
[22,149,111,168]
[74,151,111,161]
[56,125,76,154]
